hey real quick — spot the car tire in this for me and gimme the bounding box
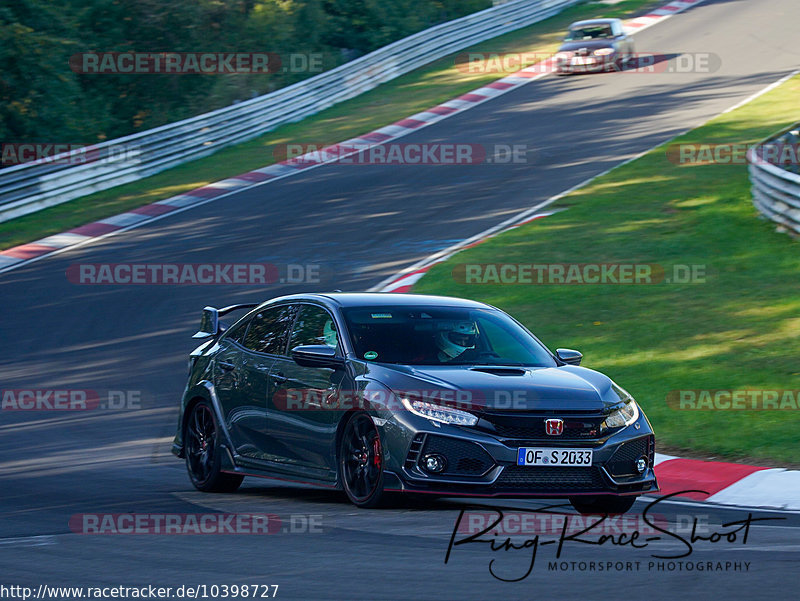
[626,45,636,67]
[339,412,386,508]
[185,401,244,493]
[569,495,638,515]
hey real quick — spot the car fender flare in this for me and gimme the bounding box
[332,380,394,487]
[183,380,237,468]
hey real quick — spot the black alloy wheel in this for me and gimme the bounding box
[185,401,243,493]
[340,412,386,508]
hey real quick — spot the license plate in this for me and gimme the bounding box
[517,448,593,467]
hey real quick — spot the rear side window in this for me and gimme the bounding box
[224,317,251,344]
[243,305,295,355]
[290,305,339,350]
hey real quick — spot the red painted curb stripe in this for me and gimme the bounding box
[68,222,122,237]
[514,214,551,227]
[186,186,232,199]
[0,243,59,260]
[360,131,393,143]
[460,237,493,251]
[457,93,487,103]
[427,105,458,116]
[384,267,435,293]
[509,69,541,79]
[234,171,275,182]
[486,81,515,90]
[389,284,415,293]
[654,459,767,500]
[394,118,427,129]
[129,203,177,216]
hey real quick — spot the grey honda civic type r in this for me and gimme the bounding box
[172,293,658,512]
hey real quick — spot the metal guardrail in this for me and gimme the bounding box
[747,124,800,236]
[0,0,580,223]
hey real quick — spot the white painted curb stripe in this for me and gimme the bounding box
[98,212,152,227]
[654,453,678,466]
[706,468,800,511]
[35,232,92,249]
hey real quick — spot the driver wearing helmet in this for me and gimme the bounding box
[435,321,479,362]
[322,319,338,348]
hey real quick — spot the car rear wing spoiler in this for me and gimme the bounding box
[192,303,259,339]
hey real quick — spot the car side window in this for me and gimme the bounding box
[290,305,339,350]
[242,305,294,355]
[224,316,251,344]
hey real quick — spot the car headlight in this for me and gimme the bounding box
[601,388,639,431]
[400,397,478,426]
[593,48,615,56]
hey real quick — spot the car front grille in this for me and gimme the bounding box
[491,465,606,491]
[477,412,607,440]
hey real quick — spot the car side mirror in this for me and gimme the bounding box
[556,348,582,365]
[192,306,219,339]
[291,345,345,369]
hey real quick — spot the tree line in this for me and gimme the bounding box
[1,0,488,147]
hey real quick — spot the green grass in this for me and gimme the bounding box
[414,74,800,466]
[0,0,661,250]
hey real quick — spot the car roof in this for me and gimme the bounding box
[258,292,495,310]
[568,18,620,28]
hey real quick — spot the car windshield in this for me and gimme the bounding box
[565,25,613,41]
[342,306,557,367]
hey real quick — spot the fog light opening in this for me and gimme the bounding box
[636,457,648,474]
[422,454,446,474]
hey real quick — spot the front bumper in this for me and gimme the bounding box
[381,413,658,497]
[555,54,615,74]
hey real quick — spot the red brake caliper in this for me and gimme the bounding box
[373,437,381,467]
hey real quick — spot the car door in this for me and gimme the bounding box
[212,315,253,456]
[266,303,346,475]
[228,304,295,460]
